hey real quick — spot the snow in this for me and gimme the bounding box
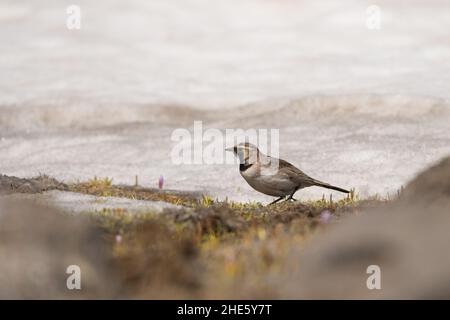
[1,0,449,203]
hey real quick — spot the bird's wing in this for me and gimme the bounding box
[265,157,350,193]
[275,158,317,186]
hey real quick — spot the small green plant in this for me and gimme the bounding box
[200,195,215,206]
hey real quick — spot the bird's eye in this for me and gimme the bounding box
[233,146,237,153]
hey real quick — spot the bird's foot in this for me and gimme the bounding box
[269,196,285,205]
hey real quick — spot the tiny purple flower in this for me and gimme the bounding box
[320,210,332,224]
[158,175,164,190]
[115,234,122,244]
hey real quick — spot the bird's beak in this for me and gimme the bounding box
[225,147,234,152]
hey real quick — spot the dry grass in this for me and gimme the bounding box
[72,177,386,299]
[69,177,202,206]
[0,175,389,298]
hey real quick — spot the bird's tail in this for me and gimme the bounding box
[313,180,350,193]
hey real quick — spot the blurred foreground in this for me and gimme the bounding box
[0,156,449,299]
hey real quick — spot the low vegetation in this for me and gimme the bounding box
[70,177,386,298]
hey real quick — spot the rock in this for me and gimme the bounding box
[0,199,119,299]
[0,190,182,214]
[280,156,450,299]
[0,174,68,195]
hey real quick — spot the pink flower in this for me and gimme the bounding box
[158,175,164,190]
[320,210,332,224]
[115,234,122,243]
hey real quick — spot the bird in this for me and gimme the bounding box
[226,142,350,205]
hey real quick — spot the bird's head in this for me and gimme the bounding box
[226,142,260,165]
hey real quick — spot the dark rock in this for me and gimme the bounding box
[0,174,68,195]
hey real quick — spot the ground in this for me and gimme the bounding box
[0,166,446,298]
[69,177,384,298]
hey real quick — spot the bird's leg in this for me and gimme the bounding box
[286,190,297,201]
[269,196,285,205]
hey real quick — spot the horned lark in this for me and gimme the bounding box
[226,143,350,205]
